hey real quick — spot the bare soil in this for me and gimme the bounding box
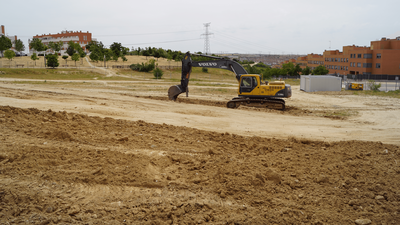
[1,79,400,224]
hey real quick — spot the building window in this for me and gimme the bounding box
[357,54,361,58]
[83,36,87,41]
[363,54,372,59]
[357,63,361,67]
[376,63,381,68]
[363,63,372,68]
[376,53,381,59]
[346,58,348,62]
[346,66,348,71]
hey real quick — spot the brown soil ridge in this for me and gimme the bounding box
[1,106,399,224]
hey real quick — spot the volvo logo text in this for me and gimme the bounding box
[198,62,218,67]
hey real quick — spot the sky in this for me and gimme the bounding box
[1,0,400,55]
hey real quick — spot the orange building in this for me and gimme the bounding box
[280,37,400,77]
[296,56,307,68]
[307,53,324,70]
[29,30,95,55]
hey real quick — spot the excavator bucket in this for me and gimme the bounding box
[168,85,184,101]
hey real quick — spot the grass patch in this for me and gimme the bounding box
[342,89,400,98]
[356,90,400,99]
[0,68,104,80]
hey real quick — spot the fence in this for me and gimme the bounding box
[343,78,400,91]
[110,65,181,70]
[336,74,400,81]
[0,59,87,68]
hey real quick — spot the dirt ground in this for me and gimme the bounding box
[1,79,400,224]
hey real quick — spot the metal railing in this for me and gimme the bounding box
[343,78,400,91]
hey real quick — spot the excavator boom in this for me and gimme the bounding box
[168,52,248,100]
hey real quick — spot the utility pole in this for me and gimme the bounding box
[201,23,213,55]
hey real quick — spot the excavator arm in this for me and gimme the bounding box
[168,52,248,100]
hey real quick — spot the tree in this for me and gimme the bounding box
[29,38,47,53]
[110,42,124,61]
[312,65,329,75]
[0,35,12,57]
[86,41,107,62]
[31,53,39,66]
[4,50,16,61]
[66,41,77,56]
[46,54,59,68]
[104,49,113,62]
[14,39,25,56]
[282,62,299,76]
[153,67,163,79]
[71,53,80,67]
[62,55,68,66]
[48,41,63,55]
[66,41,84,57]
[294,64,302,76]
[245,64,260,74]
[302,66,311,75]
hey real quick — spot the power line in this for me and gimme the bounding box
[212,30,286,53]
[122,38,201,46]
[96,29,202,37]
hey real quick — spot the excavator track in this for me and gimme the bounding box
[227,97,285,110]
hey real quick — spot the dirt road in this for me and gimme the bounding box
[1,79,400,224]
[0,80,399,145]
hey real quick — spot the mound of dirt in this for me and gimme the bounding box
[0,106,399,224]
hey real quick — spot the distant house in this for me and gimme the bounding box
[1,25,18,52]
[28,30,96,56]
[281,37,400,78]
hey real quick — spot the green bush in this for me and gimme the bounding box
[45,54,59,68]
[153,67,163,79]
[130,59,156,72]
[367,80,381,91]
[4,50,15,61]
[202,67,208,73]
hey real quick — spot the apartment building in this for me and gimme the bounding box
[283,37,400,77]
[29,30,95,55]
[1,25,18,51]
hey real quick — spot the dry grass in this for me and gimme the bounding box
[0,55,181,68]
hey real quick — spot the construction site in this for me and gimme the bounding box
[0,56,400,224]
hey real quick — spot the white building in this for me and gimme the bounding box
[1,25,18,52]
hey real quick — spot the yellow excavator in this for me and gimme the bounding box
[168,52,292,110]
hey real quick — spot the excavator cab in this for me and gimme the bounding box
[239,75,258,94]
